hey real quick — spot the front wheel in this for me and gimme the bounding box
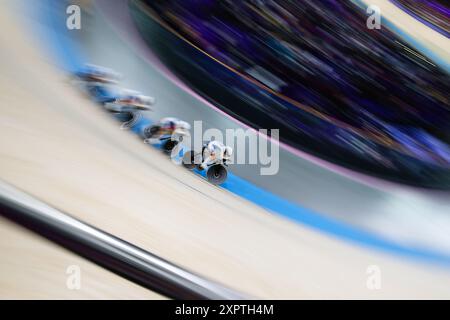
[206,164,228,185]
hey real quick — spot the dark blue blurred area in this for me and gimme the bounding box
[132,0,450,188]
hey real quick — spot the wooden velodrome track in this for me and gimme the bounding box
[1,1,450,299]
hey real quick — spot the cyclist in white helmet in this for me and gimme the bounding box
[199,140,233,170]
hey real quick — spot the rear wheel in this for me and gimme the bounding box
[206,164,228,185]
[114,110,141,129]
